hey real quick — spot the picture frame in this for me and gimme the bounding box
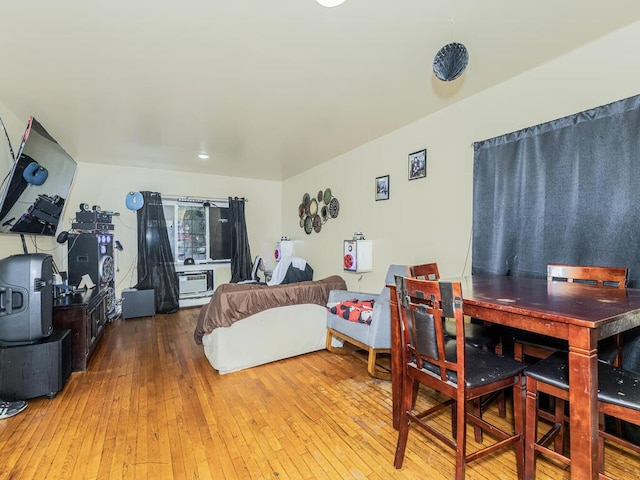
[408,148,427,180]
[375,175,390,201]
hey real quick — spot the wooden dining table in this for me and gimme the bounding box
[389,274,640,480]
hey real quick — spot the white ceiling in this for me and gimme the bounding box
[1,1,640,181]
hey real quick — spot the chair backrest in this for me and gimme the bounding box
[395,275,464,383]
[547,264,628,289]
[409,263,440,281]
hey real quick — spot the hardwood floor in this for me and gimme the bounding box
[1,308,638,479]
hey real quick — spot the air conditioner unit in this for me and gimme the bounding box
[178,272,209,296]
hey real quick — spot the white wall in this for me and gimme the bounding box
[283,21,640,293]
[0,111,283,297]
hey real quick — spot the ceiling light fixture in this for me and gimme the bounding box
[198,153,209,159]
[316,0,346,7]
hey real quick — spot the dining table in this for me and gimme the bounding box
[389,274,640,480]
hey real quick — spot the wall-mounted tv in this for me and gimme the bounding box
[0,116,77,236]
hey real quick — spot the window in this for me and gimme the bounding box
[162,197,231,263]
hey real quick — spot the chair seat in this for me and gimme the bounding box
[525,351,640,410]
[513,330,622,364]
[443,319,497,350]
[415,341,525,389]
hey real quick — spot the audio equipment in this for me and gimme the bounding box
[76,211,113,223]
[67,233,116,318]
[71,222,114,232]
[67,233,115,290]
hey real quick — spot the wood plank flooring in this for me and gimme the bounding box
[1,308,638,479]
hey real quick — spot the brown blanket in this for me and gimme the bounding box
[194,275,347,344]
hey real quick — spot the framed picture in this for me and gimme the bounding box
[375,175,390,201]
[408,149,427,180]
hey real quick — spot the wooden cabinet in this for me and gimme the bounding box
[53,288,108,371]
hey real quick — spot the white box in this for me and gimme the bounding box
[275,240,294,261]
[343,240,373,272]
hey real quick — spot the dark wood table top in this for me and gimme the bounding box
[445,274,640,334]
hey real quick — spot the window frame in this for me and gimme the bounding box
[162,197,231,265]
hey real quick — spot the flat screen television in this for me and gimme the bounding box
[0,253,53,345]
[0,116,77,236]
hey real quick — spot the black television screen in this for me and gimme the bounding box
[0,116,77,236]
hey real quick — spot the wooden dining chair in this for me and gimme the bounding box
[393,275,525,479]
[524,350,640,479]
[513,264,628,365]
[409,262,506,441]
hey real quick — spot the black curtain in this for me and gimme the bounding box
[135,191,179,314]
[228,196,252,283]
[472,93,640,288]
[472,94,640,444]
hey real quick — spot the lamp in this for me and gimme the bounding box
[316,0,346,7]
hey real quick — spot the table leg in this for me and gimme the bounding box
[567,330,598,480]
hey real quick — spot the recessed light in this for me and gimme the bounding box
[198,154,209,160]
[316,0,346,7]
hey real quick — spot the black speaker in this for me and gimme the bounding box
[67,233,115,291]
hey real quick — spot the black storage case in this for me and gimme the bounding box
[122,288,155,320]
[0,329,72,400]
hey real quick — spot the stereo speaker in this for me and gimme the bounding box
[67,233,115,290]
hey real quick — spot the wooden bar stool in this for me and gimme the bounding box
[393,276,525,479]
[524,351,640,479]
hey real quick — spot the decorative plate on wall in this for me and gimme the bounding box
[329,197,340,218]
[302,193,310,208]
[309,198,318,216]
[312,214,322,233]
[323,188,332,205]
[304,216,313,235]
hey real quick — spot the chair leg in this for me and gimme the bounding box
[473,399,483,443]
[525,377,538,480]
[455,394,467,480]
[451,402,457,439]
[498,390,506,417]
[325,330,333,350]
[513,377,525,480]
[411,379,419,409]
[366,348,391,380]
[598,413,606,475]
[394,413,410,469]
[514,342,524,362]
[367,348,377,377]
[394,376,414,469]
[553,398,565,454]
